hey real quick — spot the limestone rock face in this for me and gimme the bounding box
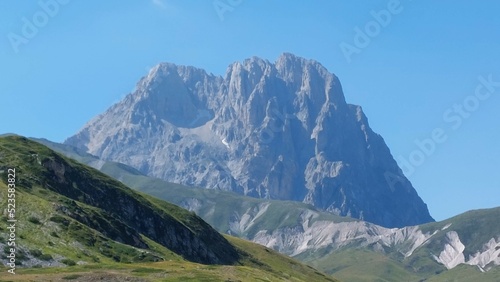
[65,53,433,228]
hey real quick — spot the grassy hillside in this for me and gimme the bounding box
[297,248,423,282]
[418,207,500,257]
[426,264,500,282]
[0,136,338,281]
[33,137,500,282]
[296,207,500,282]
[1,136,239,265]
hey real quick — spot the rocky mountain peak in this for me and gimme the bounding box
[65,54,434,228]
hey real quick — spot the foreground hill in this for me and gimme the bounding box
[38,137,500,281]
[0,136,337,281]
[65,53,433,228]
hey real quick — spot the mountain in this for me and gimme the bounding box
[0,136,337,281]
[115,172,500,281]
[65,53,433,228]
[295,207,500,282]
[40,138,500,281]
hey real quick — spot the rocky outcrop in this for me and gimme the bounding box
[433,232,500,271]
[66,53,433,228]
[467,238,500,272]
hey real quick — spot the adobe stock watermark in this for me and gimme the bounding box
[213,0,243,22]
[7,0,70,54]
[385,74,500,190]
[339,0,405,63]
[5,168,17,275]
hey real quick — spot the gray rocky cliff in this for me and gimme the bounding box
[65,53,433,228]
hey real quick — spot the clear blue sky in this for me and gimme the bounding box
[1,0,499,221]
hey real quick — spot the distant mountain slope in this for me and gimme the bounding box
[41,138,500,281]
[0,136,337,282]
[65,53,433,228]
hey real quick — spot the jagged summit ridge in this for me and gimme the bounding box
[66,53,433,228]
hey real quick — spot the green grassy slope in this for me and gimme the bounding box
[418,207,500,257]
[295,207,500,282]
[1,136,239,265]
[427,264,500,282]
[0,136,338,281]
[297,248,423,282]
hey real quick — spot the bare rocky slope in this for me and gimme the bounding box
[65,53,433,228]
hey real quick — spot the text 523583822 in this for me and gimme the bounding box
[6,168,17,275]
